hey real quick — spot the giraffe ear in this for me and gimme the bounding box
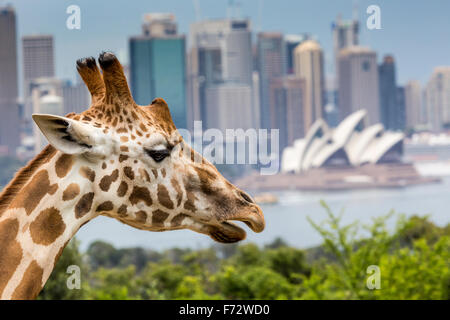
[32,114,99,154]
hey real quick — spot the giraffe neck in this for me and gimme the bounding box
[0,146,99,299]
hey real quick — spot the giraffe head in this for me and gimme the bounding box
[32,52,264,243]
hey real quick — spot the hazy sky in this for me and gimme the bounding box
[6,0,450,88]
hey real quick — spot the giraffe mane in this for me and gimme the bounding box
[0,145,57,216]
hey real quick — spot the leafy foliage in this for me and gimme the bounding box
[41,204,449,300]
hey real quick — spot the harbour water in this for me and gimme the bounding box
[76,176,450,251]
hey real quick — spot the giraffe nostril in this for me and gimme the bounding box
[239,191,254,204]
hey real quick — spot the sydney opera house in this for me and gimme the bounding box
[235,109,439,191]
[281,110,405,173]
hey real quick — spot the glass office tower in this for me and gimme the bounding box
[129,35,187,129]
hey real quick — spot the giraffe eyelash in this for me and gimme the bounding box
[144,148,171,162]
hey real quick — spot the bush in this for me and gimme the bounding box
[40,203,449,300]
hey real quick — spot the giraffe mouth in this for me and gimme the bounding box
[208,206,265,243]
[208,221,247,243]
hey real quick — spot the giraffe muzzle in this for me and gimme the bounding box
[225,205,265,233]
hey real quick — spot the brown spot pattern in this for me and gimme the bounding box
[80,166,96,182]
[152,209,169,227]
[75,192,94,218]
[157,184,174,209]
[55,154,74,178]
[0,219,22,297]
[11,260,43,300]
[129,186,152,206]
[171,178,183,206]
[171,214,188,227]
[0,145,56,216]
[184,192,197,212]
[29,207,66,245]
[124,167,135,180]
[48,183,58,196]
[9,170,57,215]
[117,181,128,197]
[96,201,114,212]
[139,123,147,132]
[99,169,119,192]
[117,204,127,217]
[62,183,80,201]
[139,168,151,182]
[194,167,218,195]
[135,211,147,223]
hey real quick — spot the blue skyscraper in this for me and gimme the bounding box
[129,14,187,129]
[379,55,405,130]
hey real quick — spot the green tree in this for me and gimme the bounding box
[175,276,221,299]
[87,266,138,300]
[86,240,121,270]
[228,243,264,266]
[266,246,311,283]
[137,260,187,299]
[215,265,296,299]
[300,201,450,300]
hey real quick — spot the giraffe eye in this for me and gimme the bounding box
[145,148,171,162]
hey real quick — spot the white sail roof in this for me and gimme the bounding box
[280,109,404,172]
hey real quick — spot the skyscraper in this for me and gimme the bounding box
[129,14,187,129]
[332,15,359,83]
[285,34,309,75]
[188,19,253,129]
[404,80,423,128]
[324,77,339,127]
[22,35,55,96]
[22,35,55,123]
[0,5,20,155]
[378,55,405,130]
[62,80,90,115]
[142,13,177,37]
[338,46,380,125]
[256,32,285,129]
[396,86,406,131]
[251,71,261,130]
[425,67,450,131]
[293,39,326,132]
[269,76,306,149]
[205,84,253,132]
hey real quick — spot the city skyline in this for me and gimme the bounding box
[1,1,449,157]
[8,0,450,89]
[0,5,20,153]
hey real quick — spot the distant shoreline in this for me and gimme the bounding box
[234,163,441,192]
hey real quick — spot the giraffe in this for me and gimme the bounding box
[0,52,265,300]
